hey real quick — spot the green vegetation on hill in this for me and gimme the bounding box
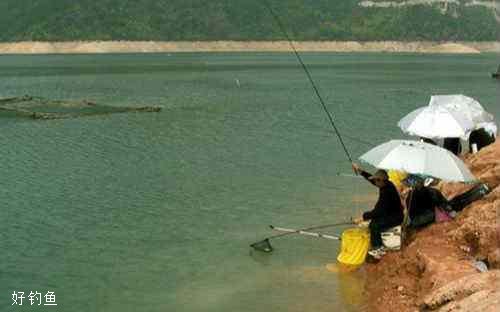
[0,0,498,42]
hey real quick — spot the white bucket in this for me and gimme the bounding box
[381,226,401,250]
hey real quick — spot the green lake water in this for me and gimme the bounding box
[1,52,499,311]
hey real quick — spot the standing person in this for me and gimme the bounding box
[352,163,404,258]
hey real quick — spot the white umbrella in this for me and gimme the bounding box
[398,105,474,139]
[398,94,495,139]
[359,140,476,182]
[429,95,494,126]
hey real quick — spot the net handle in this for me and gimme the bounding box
[270,226,340,240]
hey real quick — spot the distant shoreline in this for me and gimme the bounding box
[0,41,499,54]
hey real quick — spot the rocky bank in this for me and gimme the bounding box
[365,140,500,311]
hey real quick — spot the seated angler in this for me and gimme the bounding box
[469,127,496,153]
[405,176,449,228]
[352,163,404,258]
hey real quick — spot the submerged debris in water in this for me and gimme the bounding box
[0,95,161,120]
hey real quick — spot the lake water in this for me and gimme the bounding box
[1,52,498,311]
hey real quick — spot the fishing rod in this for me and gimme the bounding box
[336,172,362,178]
[262,0,353,163]
[250,2,358,253]
[250,221,352,252]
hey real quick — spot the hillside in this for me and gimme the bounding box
[0,0,498,42]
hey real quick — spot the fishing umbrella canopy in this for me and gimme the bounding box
[429,95,494,125]
[359,140,476,182]
[398,94,494,139]
[398,105,474,139]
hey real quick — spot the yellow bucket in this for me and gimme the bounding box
[337,228,370,266]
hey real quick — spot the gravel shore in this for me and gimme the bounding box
[0,41,498,54]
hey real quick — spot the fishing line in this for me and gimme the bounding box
[340,133,373,147]
[251,2,360,254]
[262,0,353,163]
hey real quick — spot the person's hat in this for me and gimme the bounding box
[368,169,388,181]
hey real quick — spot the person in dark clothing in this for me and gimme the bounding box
[469,128,495,152]
[443,137,461,155]
[352,163,404,254]
[405,176,448,228]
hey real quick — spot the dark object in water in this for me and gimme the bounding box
[0,95,161,120]
[493,65,500,79]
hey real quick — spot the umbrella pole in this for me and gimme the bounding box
[401,188,413,249]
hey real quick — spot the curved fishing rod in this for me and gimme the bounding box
[262,0,353,163]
